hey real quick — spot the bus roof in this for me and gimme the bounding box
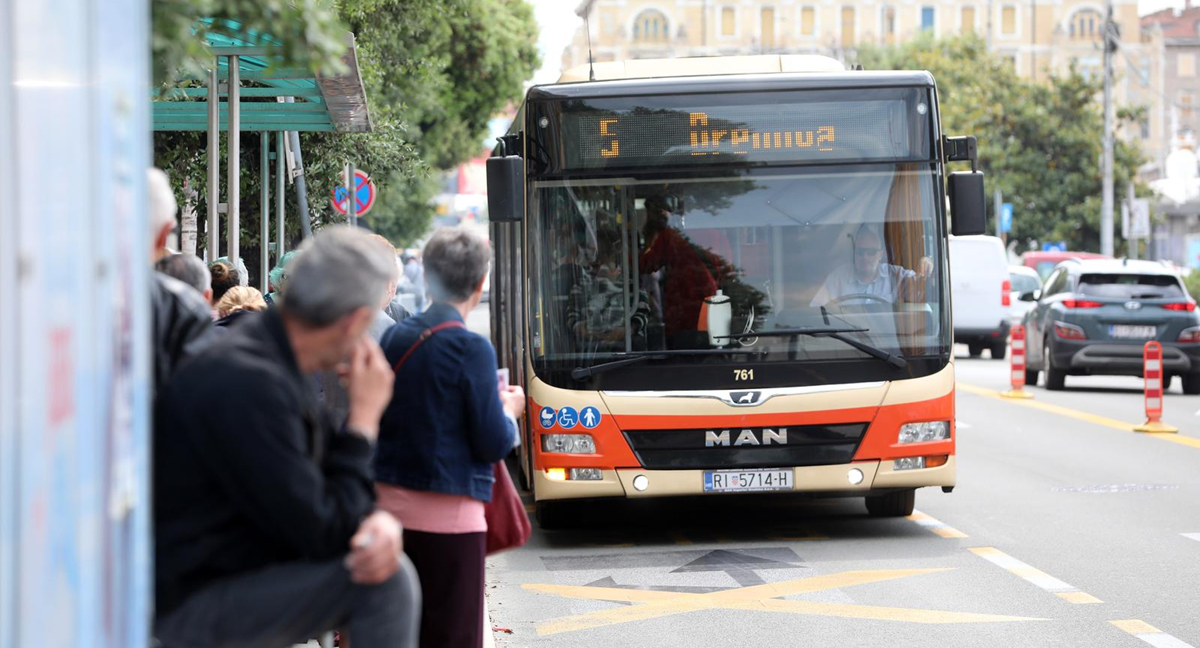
[530,68,937,101]
[558,54,845,83]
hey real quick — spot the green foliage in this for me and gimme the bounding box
[857,36,1147,254]
[152,0,540,280]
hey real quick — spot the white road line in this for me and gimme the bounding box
[969,547,1102,604]
[1111,620,1200,648]
[1183,533,1200,543]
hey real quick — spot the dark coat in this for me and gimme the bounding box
[376,303,517,502]
[152,272,215,392]
[153,309,375,616]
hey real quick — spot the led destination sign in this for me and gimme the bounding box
[553,90,930,171]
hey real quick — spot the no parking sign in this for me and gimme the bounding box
[331,169,376,216]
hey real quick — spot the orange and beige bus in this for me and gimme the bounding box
[486,55,986,527]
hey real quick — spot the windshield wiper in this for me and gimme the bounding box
[720,327,908,369]
[570,348,759,380]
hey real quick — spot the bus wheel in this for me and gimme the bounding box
[535,500,574,530]
[865,489,915,517]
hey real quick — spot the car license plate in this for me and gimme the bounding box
[1109,325,1156,339]
[703,468,794,493]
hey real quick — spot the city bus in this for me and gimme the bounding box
[487,55,986,527]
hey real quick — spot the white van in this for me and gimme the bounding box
[949,235,1012,359]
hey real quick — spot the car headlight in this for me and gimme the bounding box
[541,434,596,454]
[898,421,950,444]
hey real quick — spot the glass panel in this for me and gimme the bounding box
[1078,274,1185,299]
[842,6,856,45]
[962,6,975,33]
[921,7,935,31]
[761,8,776,48]
[801,7,816,35]
[527,165,947,377]
[1010,272,1040,294]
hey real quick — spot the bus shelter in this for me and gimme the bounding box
[152,24,372,289]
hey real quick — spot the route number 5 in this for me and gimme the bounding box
[600,119,619,158]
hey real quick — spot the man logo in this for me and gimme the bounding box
[705,428,788,447]
[729,391,762,406]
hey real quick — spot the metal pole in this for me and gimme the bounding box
[347,161,357,227]
[207,65,219,261]
[1127,182,1138,260]
[1101,5,1115,258]
[276,131,286,259]
[260,132,269,292]
[286,127,313,239]
[228,55,241,266]
[994,188,1003,239]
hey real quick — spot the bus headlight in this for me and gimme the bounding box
[542,434,596,454]
[898,421,950,444]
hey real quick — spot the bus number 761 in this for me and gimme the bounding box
[734,369,754,381]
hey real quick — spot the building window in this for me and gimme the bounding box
[1070,10,1102,41]
[1181,53,1197,78]
[842,6,856,46]
[1001,5,1017,36]
[961,6,976,34]
[800,6,816,36]
[1139,57,1151,87]
[1141,118,1151,139]
[921,6,936,32]
[881,5,896,44]
[761,7,776,49]
[601,10,616,34]
[1181,90,1195,122]
[632,9,669,42]
[721,6,737,37]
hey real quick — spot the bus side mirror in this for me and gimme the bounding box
[948,171,986,236]
[487,156,524,223]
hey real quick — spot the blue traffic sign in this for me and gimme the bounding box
[580,406,602,429]
[557,406,579,429]
[1043,242,1067,252]
[1000,203,1013,233]
[538,406,556,429]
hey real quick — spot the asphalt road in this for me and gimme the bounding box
[484,346,1200,647]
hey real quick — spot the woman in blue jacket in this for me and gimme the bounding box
[376,226,525,648]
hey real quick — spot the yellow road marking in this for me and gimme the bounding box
[959,382,1200,449]
[908,510,969,538]
[1111,619,1161,634]
[970,547,1101,604]
[523,568,1045,636]
[1110,619,1200,648]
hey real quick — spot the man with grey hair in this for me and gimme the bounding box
[148,167,215,391]
[155,253,213,303]
[154,226,420,648]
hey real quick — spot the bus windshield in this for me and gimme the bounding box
[527,163,949,389]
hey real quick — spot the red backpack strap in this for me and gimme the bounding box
[391,320,466,374]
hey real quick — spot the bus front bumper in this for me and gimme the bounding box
[532,456,956,501]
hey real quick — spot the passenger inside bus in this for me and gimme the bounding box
[810,223,933,308]
[567,226,651,352]
[638,195,719,348]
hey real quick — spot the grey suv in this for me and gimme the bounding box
[1020,259,1200,392]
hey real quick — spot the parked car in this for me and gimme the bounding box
[1021,259,1200,392]
[1009,265,1042,324]
[950,235,1012,359]
[1020,250,1110,280]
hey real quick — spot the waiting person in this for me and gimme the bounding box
[148,168,215,392]
[266,250,299,306]
[376,226,525,648]
[154,227,420,648]
[316,233,406,423]
[214,285,268,328]
[810,223,933,308]
[209,260,241,305]
[156,253,213,303]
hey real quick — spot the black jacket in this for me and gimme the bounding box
[154,309,376,616]
[152,272,215,392]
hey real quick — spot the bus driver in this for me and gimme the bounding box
[810,224,933,308]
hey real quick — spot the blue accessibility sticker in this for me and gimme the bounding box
[580,406,601,429]
[556,406,579,429]
[538,406,557,429]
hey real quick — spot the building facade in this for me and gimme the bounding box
[564,0,1165,170]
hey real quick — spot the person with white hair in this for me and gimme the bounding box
[154,226,420,648]
[148,167,215,391]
